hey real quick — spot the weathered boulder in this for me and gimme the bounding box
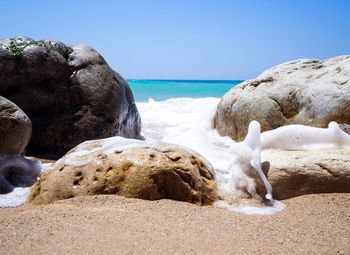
[0,36,141,158]
[29,137,219,205]
[256,148,350,199]
[0,96,32,155]
[214,55,350,141]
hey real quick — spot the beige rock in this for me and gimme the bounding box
[214,55,350,141]
[256,148,350,199]
[29,138,219,205]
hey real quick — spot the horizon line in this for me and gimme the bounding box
[126,79,245,82]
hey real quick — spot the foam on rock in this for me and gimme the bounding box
[261,121,350,150]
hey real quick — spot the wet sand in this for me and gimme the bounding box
[0,193,349,254]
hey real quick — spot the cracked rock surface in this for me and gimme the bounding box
[214,55,350,141]
[0,36,141,158]
[257,148,350,199]
[28,138,219,205]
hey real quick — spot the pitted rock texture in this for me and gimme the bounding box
[257,148,350,200]
[214,56,350,141]
[0,36,141,158]
[28,139,219,205]
[0,96,32,155]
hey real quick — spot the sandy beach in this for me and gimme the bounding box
[0,193,349,254]
[1,1,350,255]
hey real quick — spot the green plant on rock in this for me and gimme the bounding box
[6,38,63,56]
[9,40,24,56]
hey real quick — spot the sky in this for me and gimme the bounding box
[1,0,350,80]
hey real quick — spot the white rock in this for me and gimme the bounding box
[214,55,350,141]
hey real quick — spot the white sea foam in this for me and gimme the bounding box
[261,121,350,150]
[214,199,285,215]
[137,97,237,171]
[0,187,30,207]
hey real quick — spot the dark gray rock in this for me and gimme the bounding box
[0,96,32,156]
[0,155,41,194]
[339,124,350,134]
[0,37,141,158]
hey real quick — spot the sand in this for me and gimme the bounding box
[0,193,349,255]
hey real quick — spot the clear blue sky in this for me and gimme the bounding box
[1,0,349,80]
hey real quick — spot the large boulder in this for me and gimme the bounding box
[0,36,141,158]
[257,148,350,199]
[29,137,219,205]
[214,56,350,141]
[0,96,32,155]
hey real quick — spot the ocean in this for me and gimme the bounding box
[128,79,242,102]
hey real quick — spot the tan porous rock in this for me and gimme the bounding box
[29,137,219,205]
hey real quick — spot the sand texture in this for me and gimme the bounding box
[0,193,349,254]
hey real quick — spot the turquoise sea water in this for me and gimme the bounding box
[127,80,243,102]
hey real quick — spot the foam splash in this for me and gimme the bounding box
[261,121,350,150]
[137,97,350,214]
[137,98,276,213]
